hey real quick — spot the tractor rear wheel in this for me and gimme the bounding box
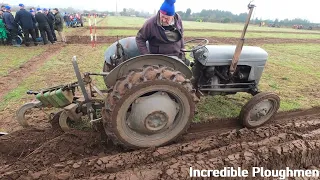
[240,92,280,128]
[102,65,199,149]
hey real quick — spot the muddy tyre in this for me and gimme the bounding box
[240,92,280,128]
[102,65,199,149]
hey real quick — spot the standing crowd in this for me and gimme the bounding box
[0,3,66,47]
[64,13,83,28]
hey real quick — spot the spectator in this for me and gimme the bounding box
[0,5,6,19]
[14,3,38,46]
[35,8,54,45]
[52,8,66,42]
[3,5,19,46]
[1,5,5,12]
[0,9,3,19]
[43,8,57,41]
[0,17,7,45]
[30,8,40,38]
[63,13,69,27]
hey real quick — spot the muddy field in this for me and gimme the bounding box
[1,107,320,179]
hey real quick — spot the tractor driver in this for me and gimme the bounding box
[135,0,189,65]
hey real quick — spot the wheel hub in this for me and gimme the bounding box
[145,111,168,131]
[127,92,179,135]
[250,100,273,121]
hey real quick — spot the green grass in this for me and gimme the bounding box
[91,29,320,39]
[0,46,47,76]
[186,31,320,39]
[0,44,109,111]
[194,93,251,122]
[99,16,146,27]
[104,16,320,33]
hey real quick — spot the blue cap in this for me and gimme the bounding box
[30,10,34,12]
[36,8,41,11]
[5,5,11,10]
[19,3,24,7]
[43,8,48,11]
[160,0,176,16]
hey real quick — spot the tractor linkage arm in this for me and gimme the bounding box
[229,1,256,77]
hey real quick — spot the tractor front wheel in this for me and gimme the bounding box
[102,65,199,149]
[240,92,280,128]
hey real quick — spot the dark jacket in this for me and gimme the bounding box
[54,12,64,31]
[46,12,55,24]
[3,11,18,29]
[14,9,36,29]
[35,12,49,28]
[136,11,185,57]
[32,14,37,29]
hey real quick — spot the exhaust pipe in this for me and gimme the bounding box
[229,2,256,76]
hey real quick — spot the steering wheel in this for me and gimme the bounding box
[182,38,209,52]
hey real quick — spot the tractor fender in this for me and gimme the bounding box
[104,36,149,65]
[105,54,193,87]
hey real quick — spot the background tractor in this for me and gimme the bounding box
[16,2,280,149]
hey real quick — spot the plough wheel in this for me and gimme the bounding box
[102,65,199,149]
[59,110,72,132]
[16,101,42,127]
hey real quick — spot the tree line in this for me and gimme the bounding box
[116,7,317,27]
[176,8,317,27]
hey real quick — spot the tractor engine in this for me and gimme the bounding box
[200,65,252,95]
[205,66,251,84]
[191,45,268,96]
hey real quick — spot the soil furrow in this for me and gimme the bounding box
[97,139,320,180]
[183,108,320,141]
[65,36,320,45]
[88,26,320,35]
[1,112,319,179]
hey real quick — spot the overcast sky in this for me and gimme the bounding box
[3,0,320,23]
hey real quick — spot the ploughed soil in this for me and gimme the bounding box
[1,107,320,179]
[88,26,320,35]
[65,35,320,45]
